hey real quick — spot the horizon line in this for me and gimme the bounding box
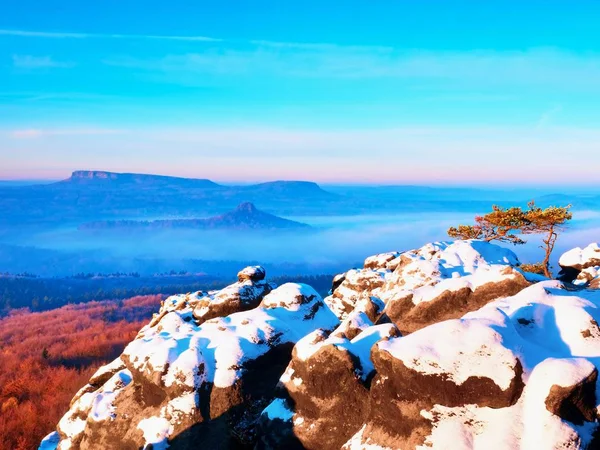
[2,172,600,190]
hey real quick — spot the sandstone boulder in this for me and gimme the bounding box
[326,240,530,334]
[558,243,600,284]
[345,280,600,449]
[258,296,398,450]
[49,279,338,450]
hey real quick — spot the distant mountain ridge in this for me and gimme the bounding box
[0,170,336,226]
[62,170,220,188]
[79,202,311,231]
[60,171,326,195]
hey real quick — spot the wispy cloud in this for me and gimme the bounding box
[248,39,393,52]
[12,55,75,69]
[0,29,220,42]
[0,91,120,102]
[103,46,600,91]
[423,93,518,103]
[5,28,600,91]
[9,128,125,138]
[0,29,88,38]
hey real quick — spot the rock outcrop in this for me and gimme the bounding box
[256,296,399,450]
[46,268,338,450]
[192,265,273,324]
[42,241,600,450]
[559,243,600,288]
[325,240,530,334]
[343,280,600,449]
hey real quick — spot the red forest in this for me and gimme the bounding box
[0,295,163,450]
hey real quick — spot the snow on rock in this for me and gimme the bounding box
[573,266,600,287]
[377,318,519,391]
[559,243,600,284]
[191,273,274,324]
[45,241,600,450]
[88,356,127,386]
[326,240,529,334]
[349,280,600,449]
[89,370,132,421]
[363,251,401,270]
[561,263,600,290]
[342,425,393,450]
[237,265,266,281]
[325,268,389,319]
[258,296,399,450]
[47,271,338,450]
[55,362,133,450]
[412,358,599,450]
[559,243,600,270]
[155,265,273,326]
[143,265,272,330]
[137,416,172,450]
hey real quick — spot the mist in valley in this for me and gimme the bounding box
[0,204,597,278]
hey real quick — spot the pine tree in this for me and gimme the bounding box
[448,202,572,278]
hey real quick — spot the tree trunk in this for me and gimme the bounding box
[542,228,557,279]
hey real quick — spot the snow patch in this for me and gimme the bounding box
[559,243,600,268]
[343,425,393,450]
[378,318,518,390]
[138,416,172,450]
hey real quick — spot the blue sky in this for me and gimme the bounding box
[1,1,599,183]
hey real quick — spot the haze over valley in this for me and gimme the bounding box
[0,170,598,279]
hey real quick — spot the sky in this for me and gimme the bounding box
[1,1,599,183]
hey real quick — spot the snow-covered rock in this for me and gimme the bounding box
[326,240,529,334]
[45,241,600,450]
[257,296,398,450]
[47,273,338,450]
[572,266,600,289]
[558,243,600,285]
[191,265,274,324]
[559,243,600,270]
[145,265,273,328]
[237,265,267,281]
[346,280,600,449]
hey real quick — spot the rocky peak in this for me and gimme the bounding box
[204,202,310,230]
[235,202,258,214]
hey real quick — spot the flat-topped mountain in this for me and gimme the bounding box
[79,202,311,231]
[238,180,329,197]
[61,171,220,189]
[62,171,328,197]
